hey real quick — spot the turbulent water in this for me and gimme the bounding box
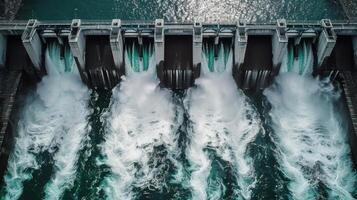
[1,39,357,200]
[185,48,262,199]
[99,49,188,199]
[264,41,357,199]
[1,42,90,199]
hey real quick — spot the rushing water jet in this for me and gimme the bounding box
[0,16,356,200]
[184,46,262,199]
[1,41,90,200]
[99,46,189,199]
[264,41,357,199]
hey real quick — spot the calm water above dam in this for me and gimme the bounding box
[16,0,347,22]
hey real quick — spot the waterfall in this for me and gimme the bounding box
[264,41,357,199]
[99,46,187,199]
[1,33,356,200]
[1,41,90,200]
[185,44,261,199]
[202,42,231,74]
[125,41,153,75]
[279,41,313,75]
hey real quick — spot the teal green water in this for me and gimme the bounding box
[2,2,357,198]
[15,0,346,22]
[1,40,357,199]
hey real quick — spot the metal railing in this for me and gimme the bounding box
[0,19,356,38]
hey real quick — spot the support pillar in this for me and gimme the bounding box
[272,19,288,74]
[155,19,165,80]
[234,20,247,71]
[214,33,219,58]
[110,19,124,74]
[22,19,43,72]
[193,21,202,78]
[317,19,336,67]
[138,30,143,58]
[68,19,88,84]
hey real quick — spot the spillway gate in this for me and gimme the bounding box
[0,19,357,172]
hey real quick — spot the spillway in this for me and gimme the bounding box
[98,44,189,199]
[0,19,356,199]
[184,44,261,199]
[264,40,357,199]
[1,41,90,199]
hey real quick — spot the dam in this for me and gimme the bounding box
[0,18,356,199]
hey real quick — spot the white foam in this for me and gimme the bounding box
[42,73,89,199]
[264,73,357,199]
[202,43,231,75]
[280,41,313,76]
[185,49,260,199]
[43,43,89,199]
[3,42,89,200]
[100,55,182,199]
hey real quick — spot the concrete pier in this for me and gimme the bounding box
[234,21,247,71]
[317,19,336,67]
[21,19,43,74]
[193,21,202,78]
[110,19,124,73]
[69,19,88,84]
[239,36,272,90]
[86,36,117,89]
[155,19,165,82]
[272,19,288,74]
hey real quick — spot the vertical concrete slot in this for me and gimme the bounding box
[155,19,200,90]
[164,35,193,89]
[319,36,354,76]
[238,36,273,90]
[4,36,35,79]
[86,36,116,89]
